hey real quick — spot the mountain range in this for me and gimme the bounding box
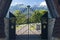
[9,4,48,13]
[6,4,48,18]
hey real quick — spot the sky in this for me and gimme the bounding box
[11,0,46,7]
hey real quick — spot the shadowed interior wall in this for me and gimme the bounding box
[0,18,5,38]
[45,0,59,18]
[53,0,60,16]
[0,0,12,17]
[0,18,10,40]
[0,0,12,38]
[53,18,60,38]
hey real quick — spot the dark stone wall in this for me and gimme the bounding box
[53,0,60,16]
[0,17,5,38]
[53,18,60,38]
[0,0,12,17]
[0,0,12,38]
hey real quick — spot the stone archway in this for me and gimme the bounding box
[0,0,12,39]
[0,0,60,40]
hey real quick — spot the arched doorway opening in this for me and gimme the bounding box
[7,0,49,40]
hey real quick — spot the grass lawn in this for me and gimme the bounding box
[29,25,36,30]
[16,24,36,30]
[16,24,27,30]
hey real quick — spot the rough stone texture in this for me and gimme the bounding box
[52,37,60,40]
[0,0,12,17]
[0,18,9,40]
[4,18,9,40]
[0,0,12,39]
[48,18,55,40]
[53,18,60,38]
[0,18,6,38]
[47,18,60,40]
[53,0,60,16]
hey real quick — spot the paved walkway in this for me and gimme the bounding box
[16,35,47,40]
[16,35,41,40]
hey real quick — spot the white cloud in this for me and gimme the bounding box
[40,1,47,7]
[11,2,18,6]
[11,2,23,6]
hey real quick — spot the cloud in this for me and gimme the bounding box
[11,2,23,6]
[11,2,18,6]
[40,1,47,7]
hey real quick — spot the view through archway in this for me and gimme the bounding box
[7,0,49,40]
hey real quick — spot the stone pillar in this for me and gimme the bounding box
[4,18,9,40]
[0,18,9,40]
[48,18,55,40]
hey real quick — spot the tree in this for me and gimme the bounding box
[30,10,48,23]
[13,10,27,25]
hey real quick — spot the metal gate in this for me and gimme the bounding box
[16,23,41,40]
[41,12,48,39]
[9,12,16,40]
[16,5,41,40]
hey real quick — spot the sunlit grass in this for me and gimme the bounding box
[16,24,27,30]
[16,24,36,30]
[29,25,36,30]
[16,26,22,30]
